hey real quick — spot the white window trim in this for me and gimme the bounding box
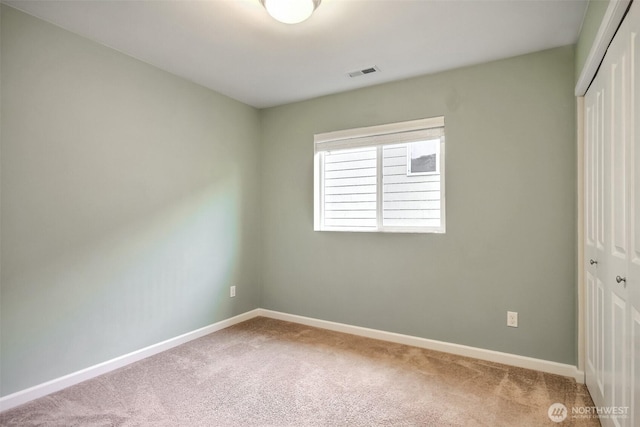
[314,117,446,233]
[315,116,444,144]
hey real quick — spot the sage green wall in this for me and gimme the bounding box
[575,0,609,82]
[261,46,577,365]
[1,3,579,398]
[0,5,261,396]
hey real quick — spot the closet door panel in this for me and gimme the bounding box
[632,308,640,426]
[629,7,640,427]
[611,293,628,427]
[583,74,604,403]
[609,40,628,268]
[609,20,632,427]
[585,3,639,425]
[598,278,606,398]
[585,71,607,407]
[598,82,606,260]
[633,20,640,268]
[587,273,597,385]
[587,101,596,247]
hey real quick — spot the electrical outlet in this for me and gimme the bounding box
[507,311,518,328]
[230,286,236,298]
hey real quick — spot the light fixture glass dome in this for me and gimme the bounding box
[260,0,321,24]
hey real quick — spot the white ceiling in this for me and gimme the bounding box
[5,0,588,108]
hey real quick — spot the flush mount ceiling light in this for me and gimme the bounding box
[260,0,322,24]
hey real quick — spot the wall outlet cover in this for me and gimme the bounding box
[507,311,518,328]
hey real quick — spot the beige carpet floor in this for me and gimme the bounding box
[1,317,599,426]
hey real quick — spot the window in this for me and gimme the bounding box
[314,117,445,233]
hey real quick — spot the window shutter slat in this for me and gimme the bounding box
[322,147,377,229]
[382,143,441,229]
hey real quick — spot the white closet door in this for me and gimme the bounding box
[584,3,639,426]
[607,16,630,427]
[628,2,640,424]
[585,68,607,409]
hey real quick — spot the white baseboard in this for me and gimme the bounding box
[256,309,584,384]
[0,309,261,412]
[1,307,583,412]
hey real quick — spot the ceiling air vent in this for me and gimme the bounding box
[348,66,381,78]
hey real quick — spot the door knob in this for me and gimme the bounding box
[615,276,627,287]
[590,259,598,265]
